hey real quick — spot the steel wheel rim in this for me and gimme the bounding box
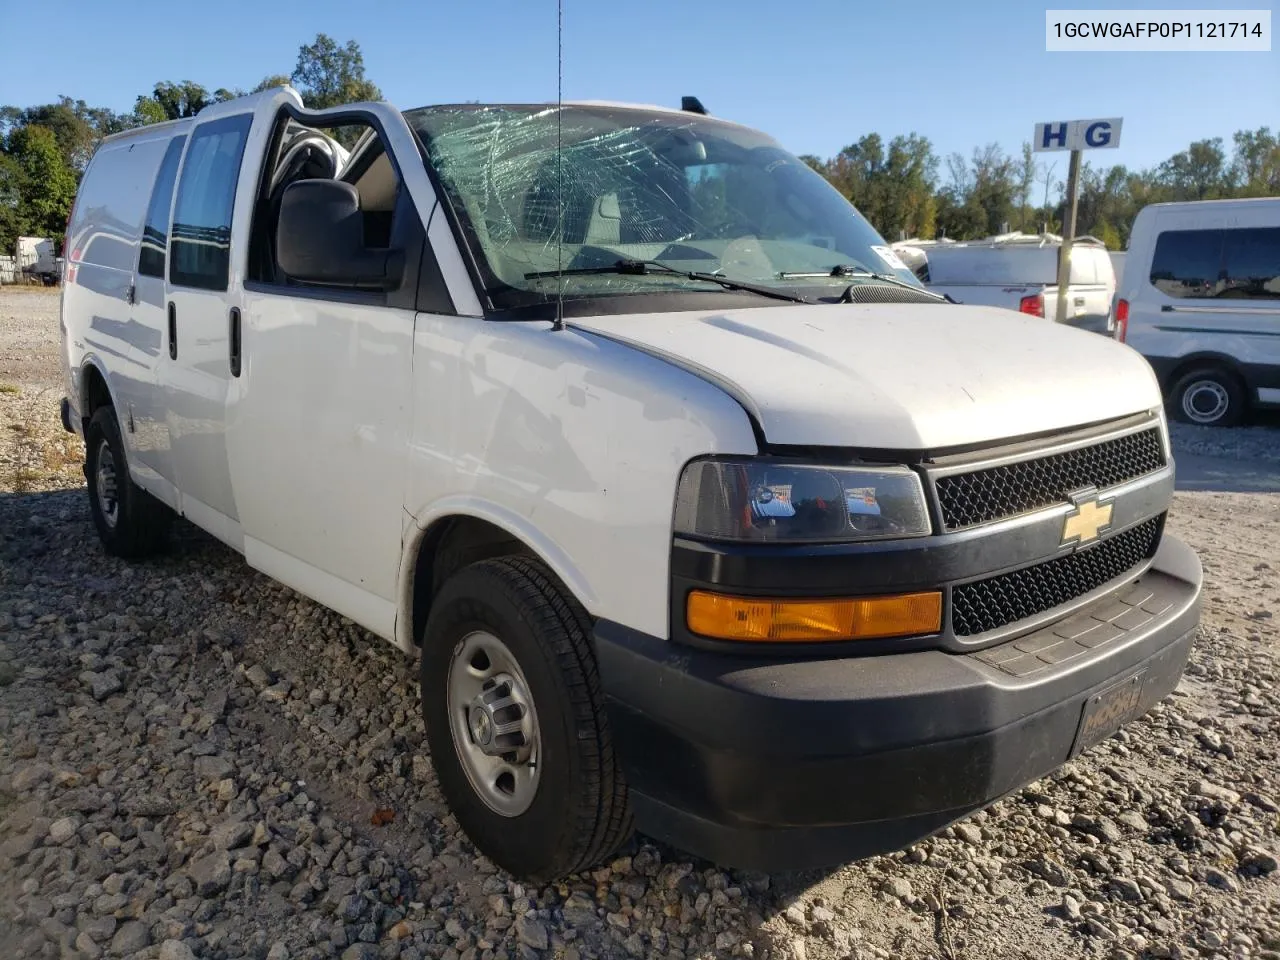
[95,440,120,529]
[1182,380,1229,424]
[446,630,541,817]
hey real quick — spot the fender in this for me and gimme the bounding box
[77,354,126,433]
[394,495,601,653]
[1146,349,1249,389]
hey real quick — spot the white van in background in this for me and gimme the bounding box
[897,233,1117,333]
[1117,198,1280,427]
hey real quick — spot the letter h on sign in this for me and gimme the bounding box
[1040,122,1068,150]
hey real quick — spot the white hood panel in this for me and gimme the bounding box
[570,303,1162,450]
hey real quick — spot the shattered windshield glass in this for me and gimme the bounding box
[405,104,924,310]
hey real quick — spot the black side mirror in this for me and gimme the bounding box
[276,179,403,291]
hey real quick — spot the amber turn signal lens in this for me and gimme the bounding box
[686,590,943,642]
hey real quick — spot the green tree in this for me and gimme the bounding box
[810,133,937,240]
[0,152,25,250]
[132,97,169,126]
[1158,138,1231,200]
[0,98,129,171]
[1091,218,1122,250]
[291,34,381,110]
[253,74,293,93]
[6,125,77,241]
[967,144,1019,236]
[1232,127,1280,196]
[1017,142,1036,231]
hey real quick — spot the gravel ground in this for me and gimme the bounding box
[2,288,1278,960]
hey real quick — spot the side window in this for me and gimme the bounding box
[1221,227,1280,300]
[169,113,253,291]
[1149,229,1224,299]
[137,135,187,279]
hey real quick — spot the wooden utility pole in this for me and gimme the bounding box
[1055,149,1081,326]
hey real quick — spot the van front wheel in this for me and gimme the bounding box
[1169,367,1246,427]
[420,556,632,881]
[85,407,172,558]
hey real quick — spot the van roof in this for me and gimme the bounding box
[407,100,756,131]
[95,96,752,151]
[1139,197,1280,212]
[98,115,193,146]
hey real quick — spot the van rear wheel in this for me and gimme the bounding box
[85,407,172,558]
[420,556,632,881]
[1169,367,1246,427]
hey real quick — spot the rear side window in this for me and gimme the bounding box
[137,135,188,279]
[1150,227,1280,300]
[1222,228,1280,300]
[71,139,166,271]
[169,114,254,291]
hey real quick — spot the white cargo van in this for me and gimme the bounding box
[902,233,1117,333]
[59,87,1201,880]
[1117,198,1280,426]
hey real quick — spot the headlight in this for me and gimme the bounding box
[673,458,931,543]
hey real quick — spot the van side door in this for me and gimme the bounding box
[127,132,187,508]
[161,109,261,547]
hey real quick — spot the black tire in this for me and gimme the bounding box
[420,556,632,880]
[85,406,172,558]
[1168,366,1246,427]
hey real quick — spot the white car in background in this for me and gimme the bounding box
[1116,197,1280,426]
[896,233,1117,333]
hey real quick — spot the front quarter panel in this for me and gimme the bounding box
[405,317,759,640]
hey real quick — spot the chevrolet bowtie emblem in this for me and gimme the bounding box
[1062,497,1114,546]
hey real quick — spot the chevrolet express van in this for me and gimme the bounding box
[59,86,1202,881]
[1118,198,1280,426]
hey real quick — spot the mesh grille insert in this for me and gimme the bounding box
[936,428,1166,530]
[952,517,1162,637]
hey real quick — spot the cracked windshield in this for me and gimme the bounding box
[406,104,926,307]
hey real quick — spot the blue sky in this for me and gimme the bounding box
[1,0,1275,183]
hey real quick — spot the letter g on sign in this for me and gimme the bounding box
[1084,121,1112,148]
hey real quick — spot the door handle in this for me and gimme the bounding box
[167,302,177,359]
[125,283,135,306]
[229,307,242,378]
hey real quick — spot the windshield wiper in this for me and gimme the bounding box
[778,264,950,302]
[524,259,811,304]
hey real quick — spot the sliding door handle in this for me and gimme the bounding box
[229,307,242,378]
[167,302,177,360]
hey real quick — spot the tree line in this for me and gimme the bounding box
[799,128,1279,250]
[3,38,1277,258]
[0,34,379,252]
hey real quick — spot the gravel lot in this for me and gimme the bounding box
[2,288,1278,960]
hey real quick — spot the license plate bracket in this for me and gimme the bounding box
[1071,672,1146,757]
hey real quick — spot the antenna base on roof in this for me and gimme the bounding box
[681,96,708,115]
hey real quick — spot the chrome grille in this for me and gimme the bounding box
[935,427,1166,531]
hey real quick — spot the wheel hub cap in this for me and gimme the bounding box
[447,632,541,817]
[1182,380,1228,423]
[95,440,119,529]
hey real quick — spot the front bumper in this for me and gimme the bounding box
[595,534,1202,872]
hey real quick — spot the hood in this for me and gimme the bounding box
[569,302,1162,450]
